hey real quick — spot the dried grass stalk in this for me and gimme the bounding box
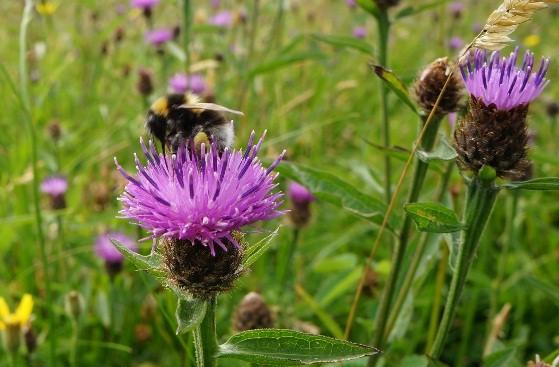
[459,0,558,61]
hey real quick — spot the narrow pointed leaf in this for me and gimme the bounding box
[395,1,448,19]
[405,202,463,233]
[371,65,419,115]
[111,239,164,277]
[217,329,379,365]
[244,226,281,268]
[502,177,559,191]
[275,161,389,226]
[312,34,374,55]
[356,0,380,18]
[175,298,207,335]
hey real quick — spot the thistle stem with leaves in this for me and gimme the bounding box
[429,172,499,358]
[193,297,218,367]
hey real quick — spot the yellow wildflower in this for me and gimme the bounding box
[523,34,541,48]
[0,294,33,330]
[36,1,58,16]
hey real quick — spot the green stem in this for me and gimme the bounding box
[70,319,79,367]
[426,243,448,352]
[377,9,391,204]
[429,177,499,360]
[182,0,192,73]
[384,161,454,338]
[367,116,442,367]
[19,1,56,365]
[193,297,218,367]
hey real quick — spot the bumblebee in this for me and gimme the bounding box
[145,92,242,154]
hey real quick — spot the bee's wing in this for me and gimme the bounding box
[179,103,244,116]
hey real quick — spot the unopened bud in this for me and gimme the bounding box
[23,325,37,354]
[233,292,274,332]
[287,182,315,229]
[65,291,83,320]
[137,68,154,96]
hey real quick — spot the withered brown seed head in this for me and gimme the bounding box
[162,235,244,299]
[374,0,400,9]
[233,292,274,332]
[414,57,463,116]
[47,120,62,141]
[454,97,531,180]
[362,266,379,297]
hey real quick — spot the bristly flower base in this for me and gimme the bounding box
[161,233,245,299]
[455,97,530,180]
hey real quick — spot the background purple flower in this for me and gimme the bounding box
[169,73,207,95]
[145,28,173,47]
[346,0,357,8]
[115,132,285,255]
[210,11,233,28]
[41,175,68,196]
[352,26,367,39]
[95,232,138,264]
[448,37,464,51]
[211,0,220,9]
[460,47,550,110]
[448,1,464,18]
[288,182,315,205]
[131,0,160,9]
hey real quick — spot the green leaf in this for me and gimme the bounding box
[399,355,429,367]
[371,65,419,115]
[483,347,518,367]
[363,139,410,162]
[217,329,379,365]
[295,285,344,339]
[416,135,457,163]
[523,276,559,306]
[275,161,389,226]
[502,177,559,191]
[395,1,448,19]
[244,226,280,268]
[405,202,463,233]
[111,239,164,277]
[312,34,374,55]
[356,0,380,18]
[175,298,207,335]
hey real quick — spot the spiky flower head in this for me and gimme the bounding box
[414,57,464,116]
[169,73,207,95]
[131,0,160,9]
[460,47,549,111]
[115,131,285,256]
[145,28,173,47]
[455,47,550,180]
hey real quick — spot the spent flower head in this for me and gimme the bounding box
[115,131,285,255]
[460,47,550,111]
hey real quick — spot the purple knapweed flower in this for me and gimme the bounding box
[460,47,550,111]
[352,26,367,39]
[288,182,315,205]
[145,28,173,47]
[41,175,68,197]
[211,0,220,9]
[448,1,464,18]
[346,0,357,8]
[131,0,160,9]
[95,232,138,264]
[209,11,233,27]
[449,36,464,51]
[115,131,285,255]
[169,73,207,95]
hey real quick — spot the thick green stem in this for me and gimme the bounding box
[20,1,56,365]
[182,0,192,73]
[368,116,442,367]
[193,297,218,367]
[429,177,499,360]
[385,161,454,338]
[377,10,391,204]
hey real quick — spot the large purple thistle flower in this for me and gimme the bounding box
[115,132,285,255]
[460,47,550,111]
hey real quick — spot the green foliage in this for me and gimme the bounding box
[404,202,463,233]
[176,298,207,335]
[217,329,379,365]
[371,65,419,115]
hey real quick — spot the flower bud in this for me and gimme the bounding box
[23,325,37,354]
[546,101,559,119]
[414,57,463,116]
[161,233,245,299]
[137,68,154,96]
[287,182,315,229]
[233,292,274,332]
[135,324,152,343]
[46,119,62,142]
